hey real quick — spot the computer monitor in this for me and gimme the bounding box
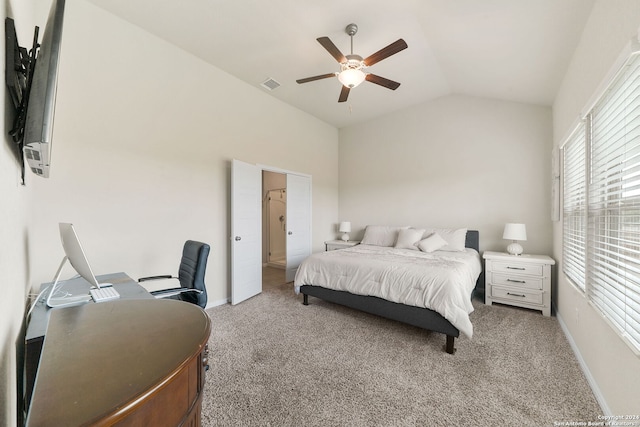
[59,223,107,288]
[45,223,112,308]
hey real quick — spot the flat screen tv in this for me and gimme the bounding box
[5,0,66,179]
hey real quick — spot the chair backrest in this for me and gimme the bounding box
[177,240,210,308]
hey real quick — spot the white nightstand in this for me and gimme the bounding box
[324,240,360,251]
[483,251,555,316]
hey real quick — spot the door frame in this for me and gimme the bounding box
[259,164,312,283]
[257,164,312,180]
[231,161,311,305]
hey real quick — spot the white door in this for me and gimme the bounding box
[231,159,262,304]
[285,173,312,282]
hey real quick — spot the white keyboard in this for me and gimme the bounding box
[90,286,120,303]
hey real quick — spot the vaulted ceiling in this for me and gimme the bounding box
[86,0,595,128]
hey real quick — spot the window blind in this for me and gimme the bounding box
[587,52,640,351]
[563,122,587,290]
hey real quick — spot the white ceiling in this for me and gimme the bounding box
[85,0,595,128]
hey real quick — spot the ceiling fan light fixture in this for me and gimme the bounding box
[338,54,366,88]
[338,68,366,88]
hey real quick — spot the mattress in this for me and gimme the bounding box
[294,244,482,338]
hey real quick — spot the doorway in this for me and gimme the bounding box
[263,171,287,270]
[231,159,311,305]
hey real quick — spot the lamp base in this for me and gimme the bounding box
[506,242,523,256]
[341,233,350,241]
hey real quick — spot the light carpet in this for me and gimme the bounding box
[202,277,601,426]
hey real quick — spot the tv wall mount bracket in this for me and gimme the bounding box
[5,17,41,184]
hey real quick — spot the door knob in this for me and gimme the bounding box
[235,236,241,241]
[288,231,293,235]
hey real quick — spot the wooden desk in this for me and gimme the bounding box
[26,298,211,426]
[27,272,152,340]
[25,272,153,408]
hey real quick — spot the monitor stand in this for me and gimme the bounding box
[46,256,91,308]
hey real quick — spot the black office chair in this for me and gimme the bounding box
[138,240,210,308]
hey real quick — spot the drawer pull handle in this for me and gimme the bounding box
[507,279,526,284]
[507,267,526,270]
[507,292,526,297]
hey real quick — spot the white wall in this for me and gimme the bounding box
[25,0,339,308]
[552,0,640,415]
[1,1,38,425]
[339,94,553,255]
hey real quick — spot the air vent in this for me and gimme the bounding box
[261,78,281,91]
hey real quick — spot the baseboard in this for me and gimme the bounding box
[266,262,286,270]
[554,304,611,415]
[205,297,228,310]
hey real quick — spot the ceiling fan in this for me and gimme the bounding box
[296,23,408,103]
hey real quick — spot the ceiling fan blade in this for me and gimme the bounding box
[338,86,350,103]
[317,37,347,63]
[363,39,408,67]
[296,73,337,84]
[365,74,401,90]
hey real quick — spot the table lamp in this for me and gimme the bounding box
[503,223,527,255]
[339,221,351,241]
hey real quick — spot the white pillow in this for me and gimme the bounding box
[428,228,467,251]
[417,233,449,253]
[361,225,408,247]
[394,228,425,250]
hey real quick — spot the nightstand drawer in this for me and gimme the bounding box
[325,240,360,251]
[492,261,543,276]
[492,272,542,290]
[326,243,345,251]
[491,286,543,305]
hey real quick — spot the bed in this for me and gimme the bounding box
[294,227,482,354]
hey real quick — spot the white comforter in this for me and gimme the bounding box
[294,245,482,338]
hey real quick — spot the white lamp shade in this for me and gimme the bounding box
[338,69,366,88]
[339,221,351,241]
[503,223,527,255]
[503,223,527,241]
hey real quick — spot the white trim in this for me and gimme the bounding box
[257,163,311,178]
[580,37,640,119]
[558,116,585,149]
[555,305,611,416]
[205,297,229,310]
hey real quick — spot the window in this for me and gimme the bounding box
[563,122,587,290]
[562,51,640,352]
[588,52,640,351]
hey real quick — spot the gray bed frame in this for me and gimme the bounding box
[300,230,481,354]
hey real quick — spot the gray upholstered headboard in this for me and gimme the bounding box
[465,230,479,252]
[464,230,484,295]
